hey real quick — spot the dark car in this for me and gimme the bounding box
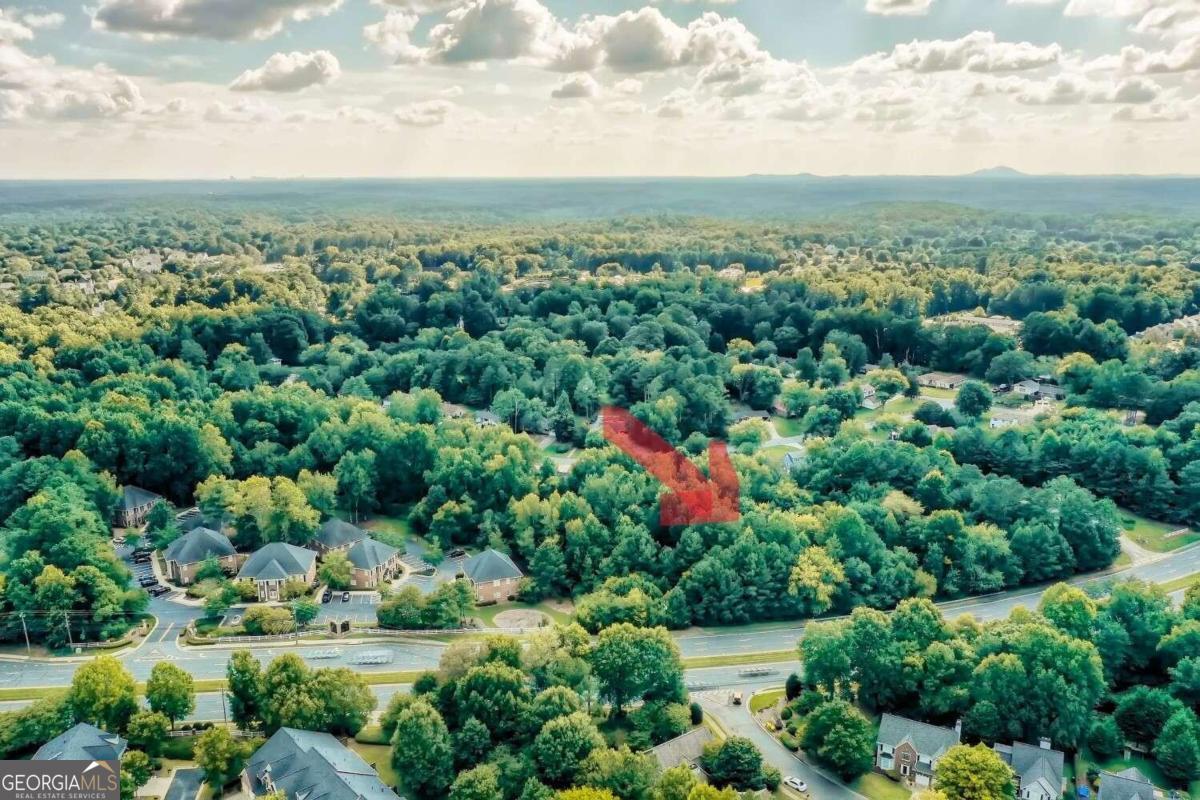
[133,552,152,563]
[322,589,332,603]
[149,585,171,597]
[341,591,351,602]
[448,548,467,558]
[138,576,157,587]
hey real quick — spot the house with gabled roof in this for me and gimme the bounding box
[875,713,961,788]
[163,526,242,585]
[242,727,400,800]
[118,485,161,528]
[33,723,127,761]
[645,727,714,774]
[313,518,367,555]
[237,542,317,601]
[346,537,402,589]
[994,739,1064,800]
[1097,768,1156,800]
[461,548,524,604]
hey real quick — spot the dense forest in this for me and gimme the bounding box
[2,193,1200,644]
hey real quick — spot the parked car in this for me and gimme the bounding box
[138,576,157,587]
[341,591,351,602]
[731,691,743,705]
[133,552,151,563]
[149,585,171,597]
[783,777,807,793]
[321,589,332,603]
[112,535,126,545]
[449,548,466,558]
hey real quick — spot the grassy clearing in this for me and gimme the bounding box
[1120,510,1198,552]
[1159,572,1200,594]
[361,513,416,549]
[772,416,804,437]
[760,445,799,464]
[474,601,573,627]
[851,773,913,800]
[682,650,796,669]
[750,688,785,714]
[347,742,398,788]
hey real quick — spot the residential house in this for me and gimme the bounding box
[237,542,318,602]
[875,713,961,788]
[461,548,524,604]
[33,722,127,761]
[242,727,400,800]
[1013,380,1065,401]
[475,410,501,427]
[1096,768,1155,800]
[118,485,161,528]
[646,727,714,774]
[346,537,402,589]
[994,739,1064,800]
[163,527,241,586]
[313,518,367,556]
[860,383,880,410]
[990,414,1019,430]
[917,372,969,390]
[731,408,771,423]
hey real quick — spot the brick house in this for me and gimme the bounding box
[875,714,961,788]
[242,727,400,800]
[118,485,161,528]
[313,518,366,556]
[461,548,524,604]
[237,542,317,602]
[33,723,127,761]
[162,526,243,585]
[345,537,402,589]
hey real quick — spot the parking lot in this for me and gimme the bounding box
[316,590,381,624]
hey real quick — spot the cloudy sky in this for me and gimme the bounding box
[1,0,1199,177]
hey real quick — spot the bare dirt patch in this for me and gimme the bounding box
[492,609,546,628]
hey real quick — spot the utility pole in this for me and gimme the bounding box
[63,611,73,649]
[220,689,228,724]
[18,612,29,656]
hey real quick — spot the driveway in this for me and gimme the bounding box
[164,768,203,800]
[698,690,864,800]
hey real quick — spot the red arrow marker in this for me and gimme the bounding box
[602,405,740,527]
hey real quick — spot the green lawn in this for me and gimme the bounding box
[1081,752,1173,790]
[852,773,913,800]
[1159,572,1200,594]
[760,445,799,464]
[750,688,785,714]
[347,742,398,789]
[1120,510,1198,552]
[473,601,574,627]
[772,416,804,437]
[681,650,796,669]
[856,397,920,425]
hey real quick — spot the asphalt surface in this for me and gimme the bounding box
[163,769,203,800]
[0,542,1197,695]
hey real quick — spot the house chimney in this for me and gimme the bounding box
[1039,738,1051,750]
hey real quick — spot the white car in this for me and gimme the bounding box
[784,777,808,793]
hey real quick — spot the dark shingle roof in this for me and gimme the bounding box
[316,519,366,550]
[237,542,316,582]
[995,742,1064,799]
[346,537,399,571]
[877,714,960,760]
[33,723,127,761]
[463,548,523,583]
[244,728,400,800]
[176,507,224,533]
[1097,768,1155,800]
[164,527,236,566]
[122,485,161,511]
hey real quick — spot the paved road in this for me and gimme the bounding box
[2,543,1198,693]
[163,769,203,800]
[699,687,863,800]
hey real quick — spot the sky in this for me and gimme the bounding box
[1,0,1199,178]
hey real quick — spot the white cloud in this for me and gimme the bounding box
[91,0,344,41]
[865,0,934,16]
[854,31,1063,73]
[1112,101,1189,121]
[363,11,425,63]
[394,98,452,125]
[1120,36,1200,71]
[1016,72,1161,103]
[1064,0,1200,40]
[371,0,459,11]
[0,9,33,42]
[20,11,65,30]
[614,78,643,94]
[550,72,598,98]
[230,50,340,92]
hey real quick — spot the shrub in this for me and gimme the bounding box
[689,702,703,725]
[780,733,800,752]
[242,606,295,635]
[781,707,793,720]
[794,690,826,716]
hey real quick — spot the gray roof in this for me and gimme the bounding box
[122,485,161,511]
[1097,768,1155,800]
[33,723,127,761]
[316,519,366,550]
[176,507,224,533]
[646,727,714,771]
[463,548,523,583]
[245,728,399,800]
[164,527,235,566]
[995,741,1064,798]
[238,542,316,582]
[346,537,400,571]
[877,714,960,760]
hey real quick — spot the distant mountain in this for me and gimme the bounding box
[970,166,1026,177]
